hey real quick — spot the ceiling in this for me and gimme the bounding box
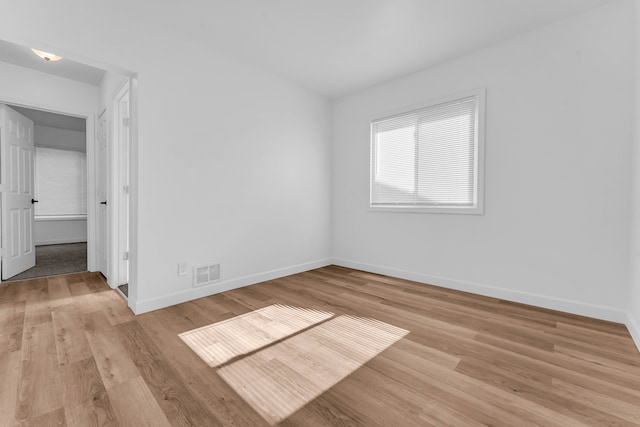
[194,0,615,97]
[0,0,616,98]
[0,39,104,86]
[9,105,86,132]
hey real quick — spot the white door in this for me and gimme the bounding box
[0,105,36,280]
[96,109,109,279]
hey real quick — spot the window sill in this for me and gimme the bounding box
[369,206,484,215]
[35,215,88,222]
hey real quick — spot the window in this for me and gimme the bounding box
[34,147,87,217]
[370,88,485,214]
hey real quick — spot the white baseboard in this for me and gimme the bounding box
[626,312,640,353]
[36,238,87,246]
[129,256,640,352]
[132,258,332,314]
[332,257,629,324]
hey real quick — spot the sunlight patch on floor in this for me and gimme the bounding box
[178,304,334,367]
[180,305,408,425]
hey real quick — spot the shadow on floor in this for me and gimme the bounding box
[118,283,129,298]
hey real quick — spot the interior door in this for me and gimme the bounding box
[0,104,36,280]
[96,109,109,279]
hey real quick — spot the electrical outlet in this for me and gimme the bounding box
[178,262,188,276]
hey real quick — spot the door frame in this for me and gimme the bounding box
[0,97,96,273]
[0,89,140,311]
[111,80,130,288]
[101,75,139,309]
[96,107,109,280]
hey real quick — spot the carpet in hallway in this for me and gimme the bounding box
[5,242,87,281]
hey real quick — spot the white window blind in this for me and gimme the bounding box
[370,89,484,214]
[34,147,87,217]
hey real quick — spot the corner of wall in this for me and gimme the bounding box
[332,258,630,324]
[627,311,640,352]
[629,0,640,355]
[131,258,332,314]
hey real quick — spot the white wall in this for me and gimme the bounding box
[133,54,331,312]
[1,1,332,312]
[35,219,87,245]
[35,125,86,152]
[0,62,98,116]
[629,0,640,350]
[332,1,634,322]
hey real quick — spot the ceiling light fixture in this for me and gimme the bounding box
[31,48,62,62]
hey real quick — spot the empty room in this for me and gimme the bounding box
[1,0,640,425]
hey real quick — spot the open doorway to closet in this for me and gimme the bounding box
[2,105,88,282]
[0,37,138,310]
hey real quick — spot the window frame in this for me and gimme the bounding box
[369,88,486,215]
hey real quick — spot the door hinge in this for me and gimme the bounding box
[123,117,130,127]
[123,251,129,261]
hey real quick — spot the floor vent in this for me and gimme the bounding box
[194,264,221,287]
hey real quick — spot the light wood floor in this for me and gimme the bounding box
[1,266,639,426]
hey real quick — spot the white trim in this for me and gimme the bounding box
[332,257,628,324]
[626,312,640,353]
[132,258,332,314]
[109,80,131,290]
[0,98,94,276]
[127,77,139,307]
[36,238,87,246]
[34,144,85,153]
[35,215,87,222]
[369,206,483,215]
[369,88,486,123]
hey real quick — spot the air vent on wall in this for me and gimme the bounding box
[193,264,221,287]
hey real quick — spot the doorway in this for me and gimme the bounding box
[0,37,138,311]
[1,104,88,281]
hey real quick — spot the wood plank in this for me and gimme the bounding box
[107,377,171,427]
[66,280,92,297]
[454,356,636,426]
[0,281,20,305]
[100,291,135,325]
[19,407,66,427]
[0,266,638,425]
[16,322,63,422]
[0,300,25,355]
[475,333,640,392]
[0,350,22,424]
[60,356,118,427]
[52,305,92,365]
[47,276,72,307]
[116,320,224,426]
[82,272,109,293]
[137,308,270,427]
[551,378,640,425]
[82,311,140,390]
